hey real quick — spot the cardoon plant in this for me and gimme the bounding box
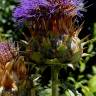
[13,0,86,96]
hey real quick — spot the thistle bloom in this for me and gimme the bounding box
[13,0,84,20]
[13,0,85,65]
[0,42,17,91]
[0,42,27,91]
[12,1,86,95]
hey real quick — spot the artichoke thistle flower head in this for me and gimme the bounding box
[0,42,27,91]
[13,0,84,20]
[13,0,85,66]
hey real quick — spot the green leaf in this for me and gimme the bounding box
[64,89,75,96]
[92,66,96,75]
[79,60,86,72]
[82,86,94,96]
[88,75,96,93]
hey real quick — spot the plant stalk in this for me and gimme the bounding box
[51,65,59,96]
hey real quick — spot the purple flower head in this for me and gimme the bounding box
[13,0,85,20]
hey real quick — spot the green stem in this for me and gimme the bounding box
[51,65,59,96]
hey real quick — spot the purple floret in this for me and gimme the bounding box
[13,0,50,19]
[13,7,26,19]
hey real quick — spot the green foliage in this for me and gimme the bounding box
[38,87,52,96]
[0,0,16,40]
[88,76,96,93]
